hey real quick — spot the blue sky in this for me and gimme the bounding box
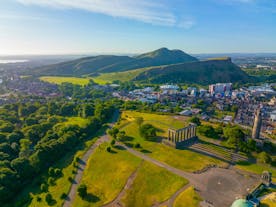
[0,0,276,55]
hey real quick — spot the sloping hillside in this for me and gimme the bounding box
[134,58,252,84]
[30,48,198,76]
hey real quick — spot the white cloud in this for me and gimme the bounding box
[178,19,196,29]
[16,0,182,27]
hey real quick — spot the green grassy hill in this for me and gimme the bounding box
[134,58,252,84]
[30,48,198,76]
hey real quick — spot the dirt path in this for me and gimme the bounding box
[116,143,259,207]
[102,161,144,207]
[154,184,191,207]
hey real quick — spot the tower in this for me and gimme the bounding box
[252,107,262,139]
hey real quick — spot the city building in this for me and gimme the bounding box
[270,110,276,122]
[209,83,232,95]
[252,108,262,139]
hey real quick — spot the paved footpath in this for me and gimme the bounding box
[63,134,110,207]
[63,111,119,207]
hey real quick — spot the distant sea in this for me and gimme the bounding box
[0,59,28,64]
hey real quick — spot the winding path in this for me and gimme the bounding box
[63,111,119,207]
[63,134,110,207]
[63,111,259,207]
[102,161,144,207]
[115,143,259,207]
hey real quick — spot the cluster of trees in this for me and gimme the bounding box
[58,81,109,100]
[198,124,258,153]
[0,99,116,205]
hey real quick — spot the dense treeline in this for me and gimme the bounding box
[0,98,116,205]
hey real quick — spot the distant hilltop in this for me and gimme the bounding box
[29,48,251,84]
[30,48,198,76]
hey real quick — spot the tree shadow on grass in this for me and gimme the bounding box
[83,193,100,203]
[124,142,134,148]
[146,136,163,143]
[140,149,152,154]
[109,149,118,154]
[121,136,134,142]
[77,159,86,165]
[114,145,126,150]
[156,127,165,133]
[47,199,57,206]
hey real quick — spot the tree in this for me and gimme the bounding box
[77,184,87,198]
[19,139,32,157]
[107,127,119,139]
[48,177,55,186]
[134,143,141,148]
[40,183,48,192]
[11,157,33,179]
[257,152,272,164]
[117,131,126,141]
[198,125,218,139]
[135,117,144,127]
[139,124,157,140]
[223,126,245,148]
[106,146,111,153]
[45,193,53,204]
[189,116,201,126]
[110,139,116,146]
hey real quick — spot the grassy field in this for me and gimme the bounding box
[40,76,91,86]
[260,192,276,207]
[122,161,188,207]
[91,67,150,84]
[72,143,142,207]
[63,117,91,127]
[173,186,202,207]
[40,67,150,86]
[235,161,276,181]
[118,111,225,172]
[213,110,235,119]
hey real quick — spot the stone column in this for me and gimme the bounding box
[185,128,188,140]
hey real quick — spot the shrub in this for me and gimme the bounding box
[36,196,42,202]
[77,184,87,198]
[54,168,62,178]
[106,146,111,152]
[60,193,67,199]
[134,143,141,148]
[110,139,116,146]
[48,177,55,186]
[40,183,48,192]
[68,177,74,183]
[45,193,53,204]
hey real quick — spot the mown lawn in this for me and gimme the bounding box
[40,76,91,86]
[118,111,224,172]
[72,143,142,207]
[235,161,276,181]
[173,186,202,207]
[260,192,276,207]
[122,161,188,207]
